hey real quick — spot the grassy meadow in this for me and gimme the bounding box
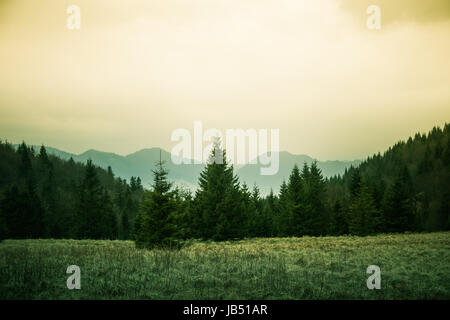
[0,232,449,300]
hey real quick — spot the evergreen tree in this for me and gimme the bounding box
[287,164,304,236]
[134,154,177,248]
[77,160,115,239]
[108,166,114,176]
[249,184,271,237]
[444,137,450,166]
[17,143,44,238]
[349,168,362,201]
[136,177,143,190]
[329,199,348,235]
[0,186,24,238]
[193,139,243,241]
[418,144,433,174]
[303,162,327,235]
[276,180,290,236]
[348,183,380,236]
[382,166,415,233]
[240,183,254,236]
[263,189,277,236]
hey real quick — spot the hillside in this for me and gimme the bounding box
[237,151,361,195]
[0,142,143,240]
[2,124,448,242]
[14,145,360,195]
[327,124,450,232]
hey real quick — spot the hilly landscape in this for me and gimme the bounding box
[15,145,361,195]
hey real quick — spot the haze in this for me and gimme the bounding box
[1,0,449,160]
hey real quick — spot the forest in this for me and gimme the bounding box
[0,123,448,248]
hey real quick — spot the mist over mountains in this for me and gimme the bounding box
[18,145,360,195]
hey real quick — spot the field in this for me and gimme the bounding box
[0,232,449,300]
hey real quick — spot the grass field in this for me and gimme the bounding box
[0,232,449,299]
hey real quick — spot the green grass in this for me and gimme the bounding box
[1,232,449,299]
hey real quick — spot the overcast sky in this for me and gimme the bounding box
[1,0,449,160]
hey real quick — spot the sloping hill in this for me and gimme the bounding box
[17,146,359,194]
[236,151,361,195]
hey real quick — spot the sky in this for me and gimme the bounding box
[0,0,449,161]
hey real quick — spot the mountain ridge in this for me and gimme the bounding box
[14,144,361,195]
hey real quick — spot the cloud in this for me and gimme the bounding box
[340,0,450,25]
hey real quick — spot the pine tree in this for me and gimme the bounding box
[240,183,254,236]
[287,164,304,236]
[101,189,117,239]
[348,183,380,236]
[249,184,269,237]
[382,166,415,232]
[303,162,327,235]
[444,137,450,167]
[193,139,243,241]
[329,199,348,235]
[136,177,143,190]
[107,166,114,178]
[263,189,277,237]
[77,160,115,239]
[349,168,362,201]
[17,142,44,238]
[0,186,24,238]
[276,180,290,236]
[418,144,433,174]
[135,153,178,248]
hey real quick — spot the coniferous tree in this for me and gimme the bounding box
[444,137,450,167]
[135,154,177,248]
[303,162,327,235]
[276,180,290,236]
[349,168,362,201]
[382,166,415,233]
[329,199,348,236]
[249,184,271,237]
[77,160,115,239]
[193,139,243,241]
[17,142,44,238]
[348,183,380,236]
[0,185,24,238]
[263,189,277,236]
[287,164,304,236]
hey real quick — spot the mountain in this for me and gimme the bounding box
[16,145,360,195]
[236,152,361,195]
[15,146,202,192]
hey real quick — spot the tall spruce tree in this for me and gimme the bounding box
[287,164,304,236]
[276,180,290,236]
[134,153,177,248]
[17,142,44,238]
[382,165,415,232]
[303,162,327,235]
[193,139,243,241]
[348,183,380,236]
[329,199,348,236]
[77,160,116,239]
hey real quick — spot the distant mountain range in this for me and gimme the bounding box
[18,145,361,195]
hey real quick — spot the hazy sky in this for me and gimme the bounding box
[1,0,449,160]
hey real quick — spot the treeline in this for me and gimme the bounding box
[327,124,450,235]
[136,124,450,247]
[1,123,449,246]
[0,142,143,240]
